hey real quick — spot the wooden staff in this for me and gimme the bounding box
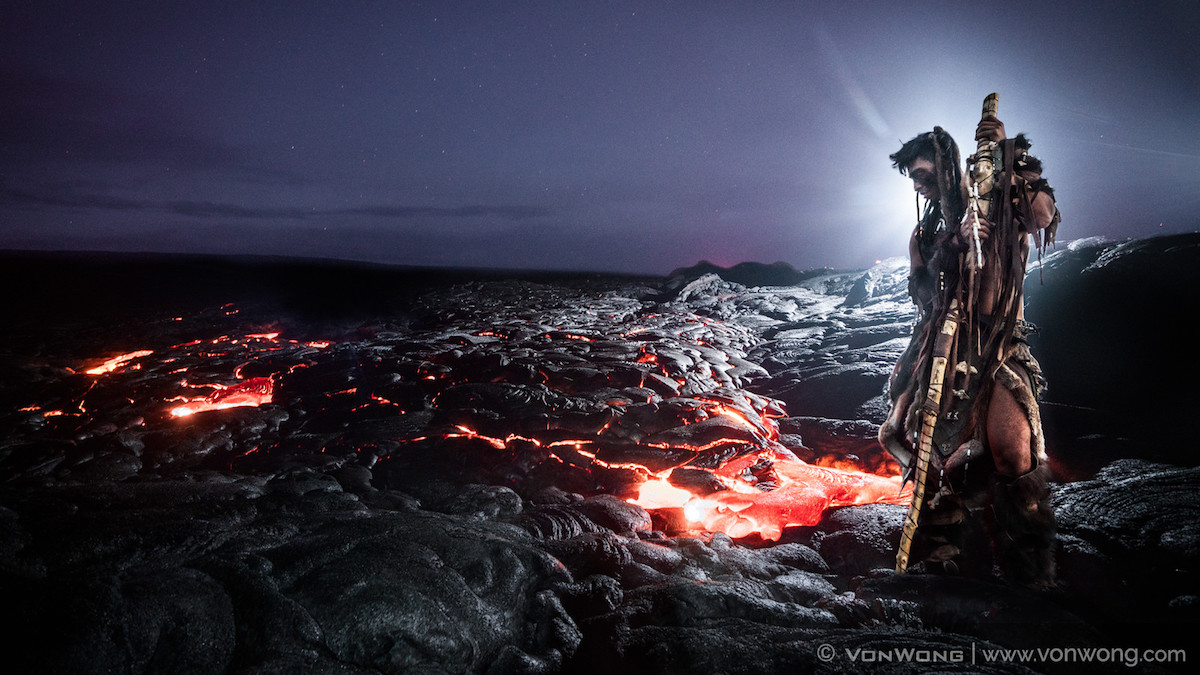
[968,93,1000,271]
[896,299,961,573]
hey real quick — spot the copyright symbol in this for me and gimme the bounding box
[817,643,837,662]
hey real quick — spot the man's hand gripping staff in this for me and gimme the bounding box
[968,93,1001,272]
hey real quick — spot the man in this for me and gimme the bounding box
[878,113,1061,589]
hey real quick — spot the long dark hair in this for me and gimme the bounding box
[891,127,965,248]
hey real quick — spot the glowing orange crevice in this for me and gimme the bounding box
[78,327,904,543]
[428,422,907,541]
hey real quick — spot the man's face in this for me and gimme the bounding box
[906,157,939,201]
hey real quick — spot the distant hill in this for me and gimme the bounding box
[666,260,830,289]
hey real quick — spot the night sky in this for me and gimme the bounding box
[3,1,1198,275]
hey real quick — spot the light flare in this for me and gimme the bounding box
[632,478,693,509]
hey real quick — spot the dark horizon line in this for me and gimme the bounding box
[3,232,1170,282]
[0,246,670,280]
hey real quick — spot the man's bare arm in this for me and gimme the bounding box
[1029,190,1057,232]
[963,114,1058,240]
[909,227,925,273]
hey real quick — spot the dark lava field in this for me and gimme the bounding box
[1,233,1197,674]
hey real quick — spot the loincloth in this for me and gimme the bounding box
[882,320,1047,499]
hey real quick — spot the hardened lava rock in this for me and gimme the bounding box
[2,235,1199,673]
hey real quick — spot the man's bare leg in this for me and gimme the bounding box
[986,381,1056,588]
[987,383,1032,477]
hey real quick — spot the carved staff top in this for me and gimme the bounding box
[968,93,1000,271]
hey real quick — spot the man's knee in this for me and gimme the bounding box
[988,384,1033,476]
[993,447,1032,477]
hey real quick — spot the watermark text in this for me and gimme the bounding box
[815,642,1187,669]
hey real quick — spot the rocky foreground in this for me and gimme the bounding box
[1,234,1198,673]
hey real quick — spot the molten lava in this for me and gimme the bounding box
[419,419,909,542]
[169,376,275,418]
[79,327,329,420]
[630,452,910,541]
[69,311,907,543]
[85,350,155,375]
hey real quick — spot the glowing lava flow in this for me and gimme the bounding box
[629,452,911,541]
[425,420,910,542]
[164,331,330,417]
[85,350,155,375]
[80,328,329,419]
[74,318,906,542]
[169,377,275,418]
